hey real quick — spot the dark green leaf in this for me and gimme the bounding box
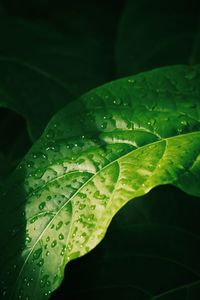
[0,65,200,299]
[0,16,113,140]
[116,0,200,76]
[0,108,31,183]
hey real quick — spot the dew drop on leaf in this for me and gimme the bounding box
[94,191,106,199]
[79,192,86,199]
[34,169,44,179]
[30,216,38,224]
[51,240,57,248]
[79,204,86,210]
[128,78,135,84]
[25,235,32,243]
[56,221,63,230]
[60,245,67,256]
[59,233,64,240]
[113,98,122,105]
[46,129,55,139]
[37,258,44,267]
[100,122,107,129]
[33,248,42,260]
[39,202,46,210]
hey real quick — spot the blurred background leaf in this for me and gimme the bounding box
[0,108,31,183]
[0,0,123,140]
[116,0,200,76]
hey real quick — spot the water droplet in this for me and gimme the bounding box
[128,79,135,84]
[103,113,112,120]
[46,251,50,256]
[72,227,78,238]
[67,243,73,251]
[46,129,55,139]
[60,245,67,256]
[147,119,156,127]
[34,169,44,179]
[33,248,42,260]
[94,191,106,199]
[59,233,64,240]
[100,122,107,129]
[37,258,44,267]
[79,204,86,210]
[25,235,32,243]
[79,193,86,199]
[87,214,95,222]
[39,202,46,210]
[27,161,34,168]
[113,98,122,105]
[40,275,49,288]
[56,221,63,230]
[51,240,57,248]
[180,120,188,126]
[30,216,38,224]
[46,195,52,201]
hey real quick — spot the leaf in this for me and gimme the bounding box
[0,65,200,299]
[0,108,31,183]
[116,0,200,77]
[51,185,200,299]
[0,16,113,140]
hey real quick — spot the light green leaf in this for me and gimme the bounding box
[0,65,200,299]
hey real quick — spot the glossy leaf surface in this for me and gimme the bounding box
[0,65,200,299]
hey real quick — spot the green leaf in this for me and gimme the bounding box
[0,65,200,299]
[0,108,31,183]
[116,0,200,76]
[0,17,113,140]
[51,185,200,299]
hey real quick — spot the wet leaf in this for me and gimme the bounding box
[0,65,200,299]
